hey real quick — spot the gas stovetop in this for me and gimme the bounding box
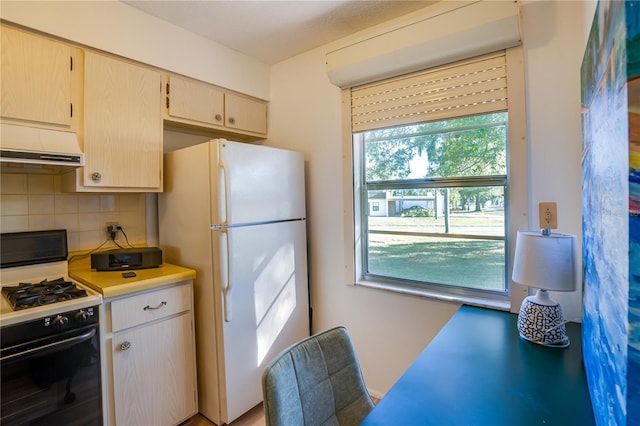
[1,230,102,328]
[0,263,102,328]
[2,277,88,311]
[0,261,102,327]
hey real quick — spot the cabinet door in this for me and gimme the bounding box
[84,52,162,189]
[167,76,224,126]
[1,26,71,127]
[112,313,197,426]
[225,92,267,135]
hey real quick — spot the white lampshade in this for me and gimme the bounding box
[512,230,577,348]
[512,231,577,292]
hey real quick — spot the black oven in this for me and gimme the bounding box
[0,307,102,426]
[0,230,103,425]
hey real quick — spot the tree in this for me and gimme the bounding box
[426,116,506,178]
[364,112,507,213]
[364,124,429,181]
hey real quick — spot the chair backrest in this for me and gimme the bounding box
[261,326,375,426]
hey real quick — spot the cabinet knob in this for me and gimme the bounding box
[215,114,222,122]
[120,341,131,351]
[91,172,102,182]
[228,117,235,125]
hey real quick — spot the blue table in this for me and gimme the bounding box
[361,305,595,425]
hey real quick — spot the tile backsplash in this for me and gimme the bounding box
[0,173,147,251]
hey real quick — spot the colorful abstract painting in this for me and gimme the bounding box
[627,1,640,423]
[581,1,640,425]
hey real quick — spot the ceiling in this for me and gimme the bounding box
[122,1,435,65]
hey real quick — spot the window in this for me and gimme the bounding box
[358,112,507,296]
[345,48,527,305]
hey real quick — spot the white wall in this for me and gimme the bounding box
[521,0,596,322]
[268,0,595,396]
[0,0,270,100]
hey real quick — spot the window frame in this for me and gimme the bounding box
[341,46,528,311]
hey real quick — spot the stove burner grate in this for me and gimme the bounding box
[1,278,88,311]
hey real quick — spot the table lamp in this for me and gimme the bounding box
[512,230,577,348]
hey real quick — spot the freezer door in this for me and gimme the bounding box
[217,140,305,225]
[213,219,309,423]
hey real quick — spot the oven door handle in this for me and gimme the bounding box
[0,327,96,362]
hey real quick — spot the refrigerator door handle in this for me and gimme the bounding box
[220,229,232,322]
[211,217,306,230]
[219,159,228,225]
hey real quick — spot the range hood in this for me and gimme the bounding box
[0,123,84,173]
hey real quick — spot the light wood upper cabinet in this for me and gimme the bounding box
[2,25,266,191]
[79,52,162,190]
[166,76,225,126]
[165,75,267,139]
[1,26,73,128]
[225,92,267,135]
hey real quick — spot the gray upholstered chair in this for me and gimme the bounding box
[261,326,375,426]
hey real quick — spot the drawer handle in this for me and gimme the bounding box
[120,341,131,351]
[143,301,167,311]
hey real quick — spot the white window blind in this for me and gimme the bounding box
[351,52,508,133]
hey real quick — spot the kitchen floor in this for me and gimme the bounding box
[182,404,265,426]
[182,396,380,425]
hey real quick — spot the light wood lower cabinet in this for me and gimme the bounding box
[103,281,197,426]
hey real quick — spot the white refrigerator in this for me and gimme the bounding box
[158,139,310,425]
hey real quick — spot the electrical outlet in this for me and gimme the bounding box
[539,202,557,230]
[106,222,119,236]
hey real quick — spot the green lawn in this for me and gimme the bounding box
[369,208,505,236]
[366,210,506,291]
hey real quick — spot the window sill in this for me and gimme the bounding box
[353,279,511,312]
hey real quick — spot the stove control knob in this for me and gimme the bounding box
[53,315,69,330]
[75,310,89,323]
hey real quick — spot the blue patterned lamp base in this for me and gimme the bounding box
[517,290,570,348]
